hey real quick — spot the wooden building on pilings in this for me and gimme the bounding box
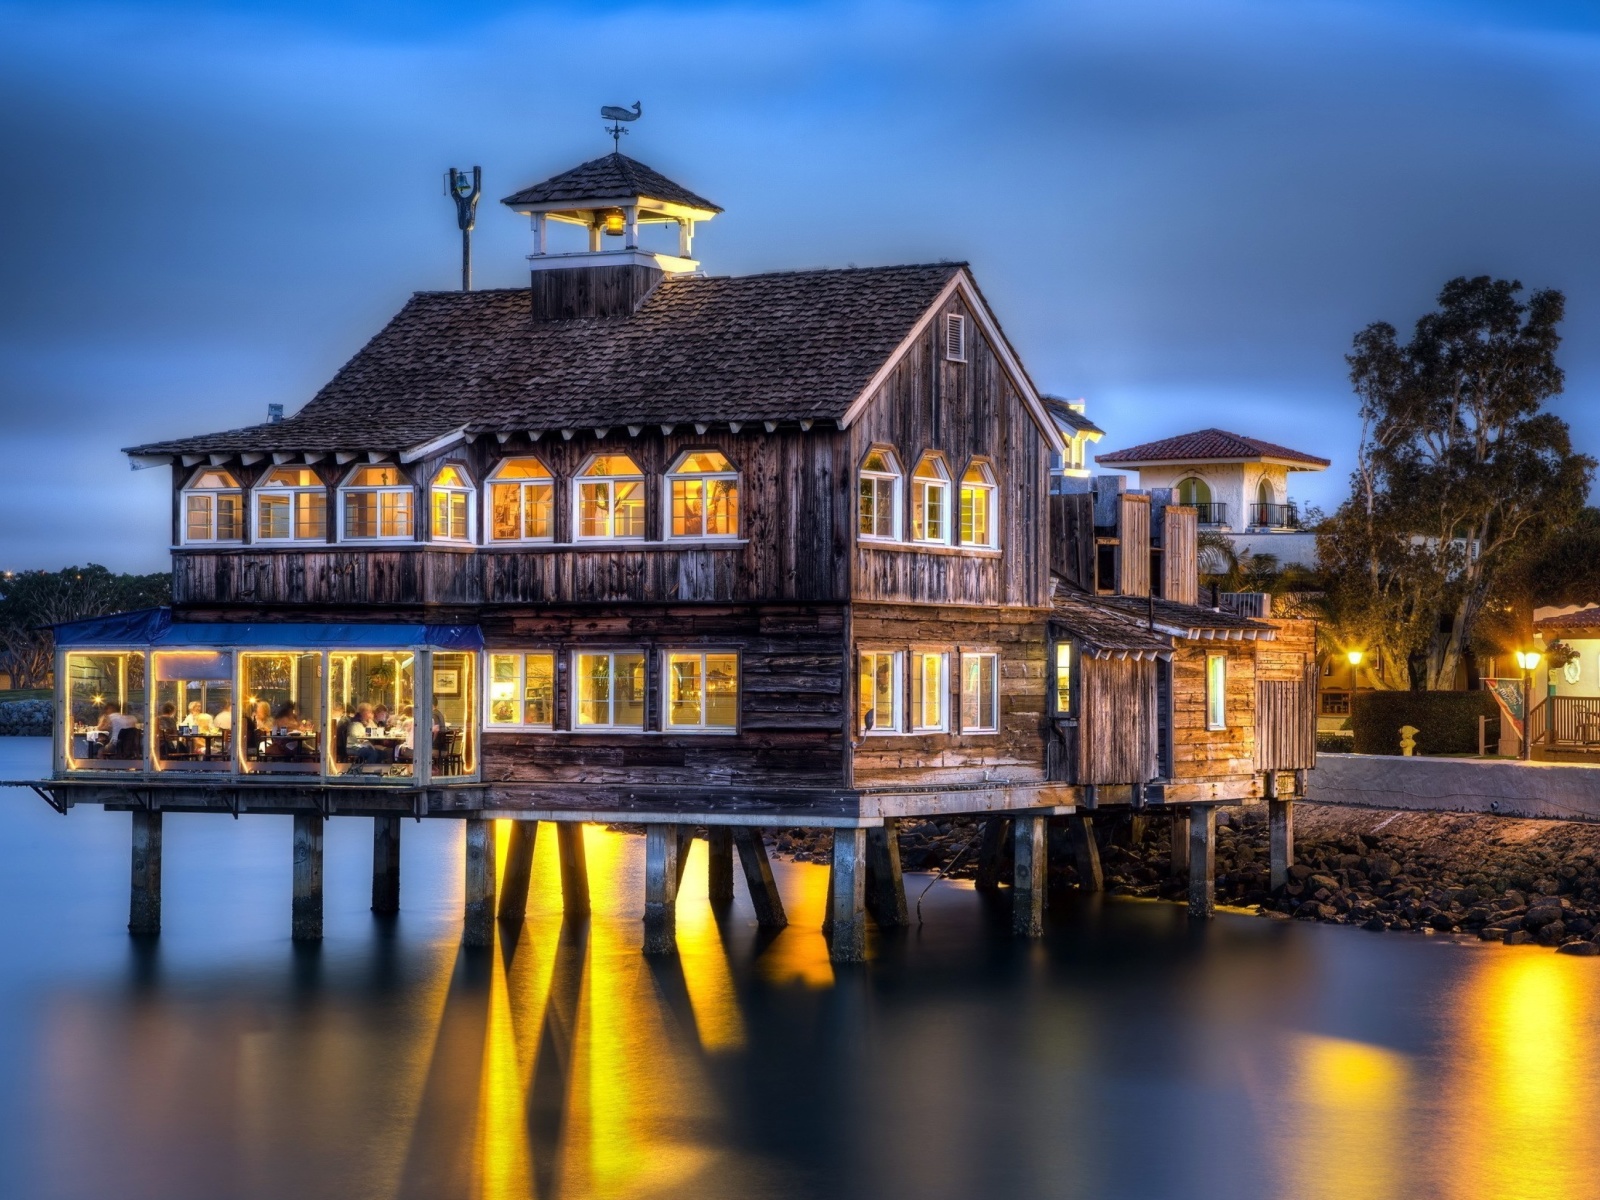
[20,147,1316,960]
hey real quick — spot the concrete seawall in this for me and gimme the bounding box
[1308,752,1600,823]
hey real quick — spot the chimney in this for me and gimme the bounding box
[267,404,284,424]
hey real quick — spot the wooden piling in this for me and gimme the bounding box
[865,820,909,928]
[292,813,324,943]
[706,827,735,905]
[371,815,401,916]
[1066,813,1103,892]
[675,828,694,888]
[1012,814,1046,937]
[498,820,538,922]
[829,828,867,964]
[556,823,590,917]
[463,818,496,948]
[129,809,162,936]
[732,827,787,928]
[975,817,1011,892]
[643,824,680,955]
[1269,790,1294,893]
[1188,806,1216,918]
[1169,811,1190,879]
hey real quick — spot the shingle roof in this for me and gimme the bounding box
[1094,594,1276,640]
[501,153,722,213]
[1043,396,1104,437]
[1050,587,1172,658]
[1094,428,1329,468]
[125,263,963,457]
[1536,607,1600,633]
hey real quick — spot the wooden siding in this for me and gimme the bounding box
[1160,507,1198,605]
[1117,494,1150,597]
[848,294,1051,608]
[848,603,1050,788]
[1254,616,1317,770]
[1077,656,1159,785]
[1169,642,1258,784]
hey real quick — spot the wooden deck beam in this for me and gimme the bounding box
[498,820,538,923]
[292,813,324,942]
[643,824,680,955]
[828,827,867,964]
[371,815,401,916]
[732,827,787,928]
[129,809,162,936]
[463,818,496,947]
[1012,814,1046,937]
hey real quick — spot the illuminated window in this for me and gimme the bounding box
[1177,477,1211,506]
[668,450,739,538]
[488,458,554,542]
[665,651,739,731]
[240,652,324,775]
[64,651,147,771]
[858,650,901,734]
[182,469,243,544]
[255,467,327,542]
[576,454,646,540]
[429,464,473,542]
[152,650,234,774]
[487,652,556,728]
[960,652,999,733]
[959,462,996,548]
[1206,653,1227,730]
[341,465,413,540]
[911,651,948,731]
[575,651,645,729]
[858,449,902,541]
[1054,642,1072,714]
[911,456,951,544]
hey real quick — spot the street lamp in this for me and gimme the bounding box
[1346,649,1364,713]
[1515,649,1542,760]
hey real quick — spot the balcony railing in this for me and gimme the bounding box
[1249,502,1300,530]
[1191,502,1228,526]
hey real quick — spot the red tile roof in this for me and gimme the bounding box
[1095,428,1330,468]
[1536,608,1600,633]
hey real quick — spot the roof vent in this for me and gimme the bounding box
[944,313,967,362]
[267,404,284,424]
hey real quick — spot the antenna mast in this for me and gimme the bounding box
[446,166,483,291]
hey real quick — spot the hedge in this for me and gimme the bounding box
[1349,690,1499,756]
[0,699,52,737]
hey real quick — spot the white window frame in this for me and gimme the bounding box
[252,467,328,545]
[858,649,902,735]
[572,649,647,731]
[911,650,949,732]
[338,465,415,543]
[910,455,952,545]
[858,448,903,543]
[662,649,740,734]
[486,458,555,544]
[574,454,647,542]
[1206,653,1227,731]
[180,468,244,545]
[429,464,476,544]
[484,651,557,731]
[960,651,1000,734]
[665,450,741,541]
[944,312,967,362]
[959,460,998,549]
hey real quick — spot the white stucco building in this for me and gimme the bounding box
[1094,428,1329,567]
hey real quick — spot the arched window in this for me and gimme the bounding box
[959,461,997,548]
[576,454,646,540]
[1176,477,1211,506]
[488,458,554,542]
[255,467,327,542]
[429,464,474,543]
[858,448,902,541]
[182,469,243,544]
[667,450,739,539]
[1256,478,1274,507]
[340,465,413,541]
[911,455,951,544]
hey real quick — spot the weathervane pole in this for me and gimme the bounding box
[447,166,483,291]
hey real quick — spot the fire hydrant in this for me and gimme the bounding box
[1399,725,1420,756]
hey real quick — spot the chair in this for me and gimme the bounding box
[109,727,143,760]
[434,729,465,777]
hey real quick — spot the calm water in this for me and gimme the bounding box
[1,737,1597,1200]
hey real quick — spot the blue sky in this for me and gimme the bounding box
[4,0,1600,571]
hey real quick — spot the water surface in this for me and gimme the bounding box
[1,737,1595,1200]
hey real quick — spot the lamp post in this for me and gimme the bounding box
[1346,650,1364,715]
[1515,650,1542,761]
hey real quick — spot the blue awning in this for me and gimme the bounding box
[54,608,483,651]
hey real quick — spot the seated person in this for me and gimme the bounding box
[213,700,234,734]
[181,701,215,734]
[266,702,315,760]
[156,702,185,759]
[372,704,392,731]
[395,706,417,762]
[98,702,143,759]
[345,703,383,764]
[249,701,273,755]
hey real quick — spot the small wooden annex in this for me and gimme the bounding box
[26,148,1317,959]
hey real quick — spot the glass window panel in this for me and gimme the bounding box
[584,454,643,477]
[152,651,234,773]
[614,653,645,727]
[493,458,551,481]
[669,654,703,726]
[862,450,891,473]
[294,491,326,540]
[259,494,291,540]
[706,478,738,536]
[672,479,704,537]
[344,492,374,539]
[575,652,645,729]
[380,491,412,538]
[578,483,610,538]
[677,451,731,473]
[912,652,945,731]
[192,469,238,489]
[432,652,475,777]
[613,480,644,538]
[264,467,319,487]
[961,652,999,732]
[491,483,521,540]
[577,653,612,726]
[523,654,555,726]
[523,483,552,539]
[186,494,212,541]
[488,653,520,725]
[327,652,414,778]
[217,494,243,540]
[858,651,899,733]
[434,465,467,487]
[959,476,993,547]
[1207,654,1227,729]
[351,466,402,487]
[1055,643,1072,714]
[704,654,738,729]
[65,651,146,771]
[241,652,323,775]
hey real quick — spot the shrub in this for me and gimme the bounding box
[1349,690,1498,756]
[1317,731,1355,753]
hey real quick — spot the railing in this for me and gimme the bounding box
[1191,502,1228,526]
[1320,689,1351,716]
[1249,502,1300,529]
[1530,696,1600,747]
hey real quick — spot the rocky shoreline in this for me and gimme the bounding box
[756,804,1600,956]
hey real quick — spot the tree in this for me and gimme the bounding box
[0,566,170,689]
[1321,276,1595,690]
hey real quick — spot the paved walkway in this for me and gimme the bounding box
[1308,752,1600,823]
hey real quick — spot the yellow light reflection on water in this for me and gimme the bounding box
[755,856,836,989]
[1283,1034,1409,1200]
[674,838,746,1051]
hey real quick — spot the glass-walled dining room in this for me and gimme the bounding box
[54,610,481,785]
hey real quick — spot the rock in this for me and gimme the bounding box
[1537,921,1568,946]
[1480,927,1508,942]
[1361,915,1386,932]
[1288,864,1314,882]
[1558,941,1600,957]
[1504,930,1534,945]
[1524,907,1565,931]
[1430,913,1458,932]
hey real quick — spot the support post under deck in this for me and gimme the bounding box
[129,809,162,936]
[1188,806,1216,918]
[865,820,909,928]
[463,818,496,948]
[975,817,1011,892]
[371,815,401,916]
[1012,814,1047,937]
[556,823,590,917]
[292,813,324,942]
[732,827,787,928]
[1067,813,1103,892]
[498,820,538,923]
[1170,811,1191,880]
[829,828,867,964]
[706,827,734,906]
[643,824,680,955]
[1269,781,1294,893]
